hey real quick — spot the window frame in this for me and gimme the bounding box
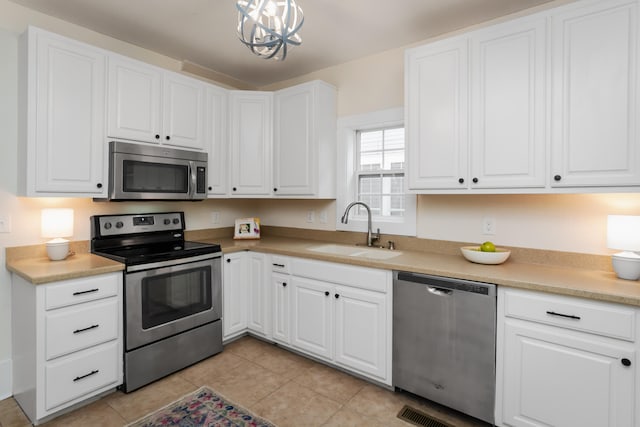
[336,108,416,237]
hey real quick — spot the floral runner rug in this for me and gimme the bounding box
[126,386,277,427]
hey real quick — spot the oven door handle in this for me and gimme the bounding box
[126,252,222,272]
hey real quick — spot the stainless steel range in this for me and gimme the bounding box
[90,212,222,392]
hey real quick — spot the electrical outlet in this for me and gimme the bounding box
[306,210,315,223]
[482,216,496,235]
[210,211,220,224]
[0,215,11,233]
[319,210,328,224]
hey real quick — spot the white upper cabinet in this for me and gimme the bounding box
[229,91,273,196]
[273,81,336,197]
[470,17,547,189]
[206,85,228,196]
[107,55,161,145]
[406,15,546,192]
[406,37,469,190]
[161,72,207,150]
[551,0,640,187]
[407,0,640,193]
[20,26,108,197]
[107,55,207,150]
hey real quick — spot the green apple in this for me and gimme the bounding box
[480,241,496,252]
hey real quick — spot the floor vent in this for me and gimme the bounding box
[397,405,453,427]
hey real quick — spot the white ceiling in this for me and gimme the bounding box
[10,0,555,87]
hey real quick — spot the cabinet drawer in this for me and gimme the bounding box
[45,274,119,310]
[45,341,119,411]
[271,256,290,273]
[291,258,390,293]
[45,298,118,360]
[503,289,636,341]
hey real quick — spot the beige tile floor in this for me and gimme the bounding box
[0,336,488,427]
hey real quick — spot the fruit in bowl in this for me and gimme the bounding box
[480,241,496,252]
[461,242,510,265]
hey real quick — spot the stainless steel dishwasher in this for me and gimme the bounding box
[393,271,496,425]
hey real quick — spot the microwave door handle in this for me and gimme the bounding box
[188,161,196,199]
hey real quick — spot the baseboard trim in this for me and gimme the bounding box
[0,358,11,399]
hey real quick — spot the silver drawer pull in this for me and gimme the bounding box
[72,288,99,296]
[73,324,99,334]
[73,369,99,382]
[546,310,581,320]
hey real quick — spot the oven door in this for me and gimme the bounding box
[124,255,221,350]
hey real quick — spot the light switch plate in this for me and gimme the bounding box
[211,211,220,224]
[0,215,12,233]
[306,210,315,223]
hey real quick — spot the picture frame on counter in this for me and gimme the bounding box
[234,217,261,239]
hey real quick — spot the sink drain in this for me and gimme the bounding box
[397,405,453,427]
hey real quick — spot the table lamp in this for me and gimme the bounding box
[607,215,640,280]
[41,208,74,261]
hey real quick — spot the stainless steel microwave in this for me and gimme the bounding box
[107,141,208,201]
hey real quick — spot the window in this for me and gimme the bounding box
[356,127,406,218]
[337,108,416,237]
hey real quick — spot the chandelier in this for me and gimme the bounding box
[236,0,304,61]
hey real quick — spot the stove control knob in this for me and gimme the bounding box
[115,221,124,229]
[104,222,112,230]
[173,218,180,225]
[164,219,171,225]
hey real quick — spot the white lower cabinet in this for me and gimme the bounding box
[291,276,334,360]
[334,284,387,381]
[271,272,291,345]
[270,255,291,345]
[222,251,393,385]
[222,252,248,340]
[496,287,639,427]
[222,251,269,341]
[247,252,270,337]
[288,257,392,385]
[11,272,123,424]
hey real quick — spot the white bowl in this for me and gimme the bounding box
[612,255,640,280]
[460,246,511,265]
[46,241,70,261]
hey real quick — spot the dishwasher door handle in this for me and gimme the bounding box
[427,286,453,296]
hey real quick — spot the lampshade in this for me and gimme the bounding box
[41,209,74,261]
[607,215,640,280]
[236,0,304,61]
[607,215,640,251]
[41,208,74,239]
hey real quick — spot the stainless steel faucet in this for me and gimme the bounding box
[340,201,380,247]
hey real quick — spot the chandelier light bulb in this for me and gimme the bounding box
[236,0,304,61]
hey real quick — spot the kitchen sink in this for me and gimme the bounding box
[308,244,402,260]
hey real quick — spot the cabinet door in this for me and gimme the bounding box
[229,91,273,196]
[207,85,228,196]
[470,17,546,189]
[273,83,315,196]
[222,253,247,340]
[406,37,469,190]
[290,277,333,360]
[247,252,270,337]
[271,272,290,345]
[30,29,107,196]
[334,285,388,382]
[107,55,162,144]
[162,72,206,150]
[501,320,635,427]
[551,0,640,187]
